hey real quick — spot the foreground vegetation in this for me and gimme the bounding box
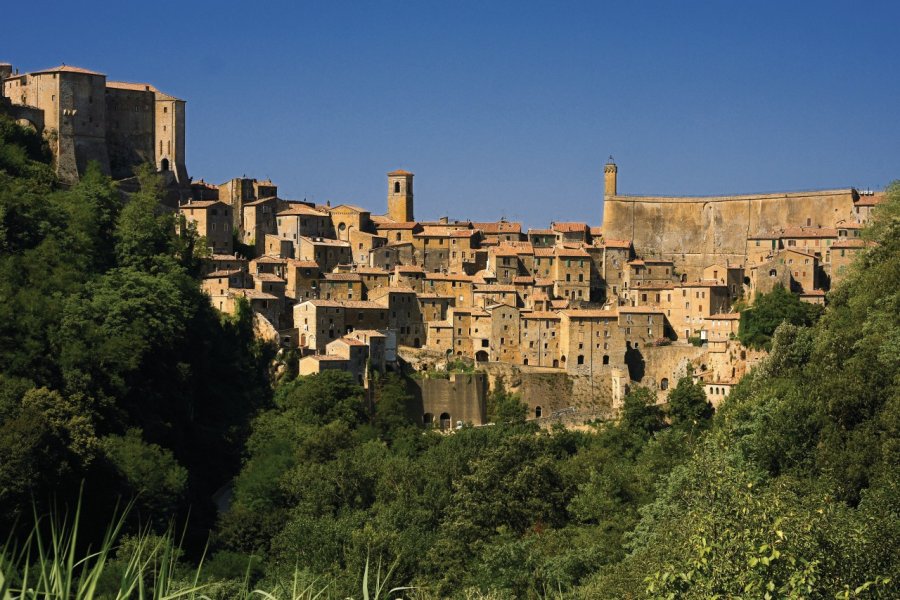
[1,115,898,597]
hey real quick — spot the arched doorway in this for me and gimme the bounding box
[439,412,451,430]
[475,350,488,362]
[160,158,170,171]
[660,377,669,391]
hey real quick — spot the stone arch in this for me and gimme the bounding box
[535,406,542,418]
[475,350,488,362]
[661,377,669,391]
[439,412,451,430]
[160,158,170,172]
[394,181,401,194]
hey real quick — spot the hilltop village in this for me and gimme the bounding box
[1,62,883,428]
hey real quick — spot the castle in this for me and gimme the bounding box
[0,62,186,185]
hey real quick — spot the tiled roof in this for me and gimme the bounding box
[278,204,328,217]
[555,247,590,258]
[323,273,362,281]
[375,221,420,230]
[180,200,221,209]
[204,269,243,278]
[552,222,588,233]
[333,336,367,346]
[106,81,157,92]
[472,221,522,234]
[780,227,838,239]
[34,64,104,76]
[288,260,320,269]
[329,204,369,213]
[253,255,287,264]
[388,169,414,176]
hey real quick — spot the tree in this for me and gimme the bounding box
[486,376,528,424]
[738,284,823,350]
[620,386,666,438]
[114,165,174,270]
[666,370,713,432]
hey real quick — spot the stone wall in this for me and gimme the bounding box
[408,372,488,427]
[602,190,857,278]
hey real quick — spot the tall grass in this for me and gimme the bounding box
[0,498,412,600]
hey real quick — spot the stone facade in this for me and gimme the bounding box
[1,63,186,184]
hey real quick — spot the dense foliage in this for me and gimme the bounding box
[1,114,897,598]
[739,284,824,350]
[0,116,273,547]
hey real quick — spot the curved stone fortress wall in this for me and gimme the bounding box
[602,188,858,277]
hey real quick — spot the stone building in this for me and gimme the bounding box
[179,201,233,254]
[1,63,186,184]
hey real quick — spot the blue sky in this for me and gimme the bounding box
[5,1,898,227]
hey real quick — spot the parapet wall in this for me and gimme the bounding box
[602,189,857,276]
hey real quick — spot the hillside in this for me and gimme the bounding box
[0,114,897,598]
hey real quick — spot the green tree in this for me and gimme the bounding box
[739,284,823,350]
[665,370,713,432]
[620,386,666,438]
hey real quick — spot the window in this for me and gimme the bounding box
[394,181,401,193]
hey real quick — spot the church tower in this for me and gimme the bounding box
[387,169,414,222]
[604,157,617,198]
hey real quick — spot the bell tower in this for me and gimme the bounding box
[604,157,617,198]
[387,169,414,222]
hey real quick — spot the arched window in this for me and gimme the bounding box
[660,377,669,391]
[535,406,542,418]
[577,355,584,365]
[439,412,451,430]
[394,181,401,194]
[769,269,777,277]
[523,358,529,365]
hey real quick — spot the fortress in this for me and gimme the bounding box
[0,62,186,185]
[600,160,862,279]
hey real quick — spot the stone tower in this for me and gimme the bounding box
[604,157,617,198]
[387,169,414,222]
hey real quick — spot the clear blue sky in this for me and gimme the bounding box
[5,1,898,227]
